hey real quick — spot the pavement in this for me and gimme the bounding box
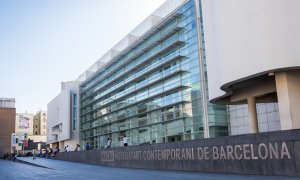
[0,157,298,180]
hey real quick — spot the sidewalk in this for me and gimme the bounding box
[13,157,299,180]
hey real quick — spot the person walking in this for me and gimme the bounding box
[106,138,112,148]
[122,135,128,146]
[75,144,81,151]
[32,148,36,159]
[11,153,16,161]
[54,147,59,157]
[85,142,90,150]
[65,145,70,152]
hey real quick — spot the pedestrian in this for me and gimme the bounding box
[3,153,9,160]
[65,145,70,152]
[75,144,81,151]
[106,138,112,148]
[123,135,128,146]
[12,153,16,161]
[49,147,53,157]
[44,148,48,157]
[32,148,36,159]
[85,142,90,150]
[54,147,58,156]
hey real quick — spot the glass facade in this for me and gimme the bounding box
[71,93,77,131]
[80,0,229,149]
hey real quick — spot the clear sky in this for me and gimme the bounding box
[0,0,166,114]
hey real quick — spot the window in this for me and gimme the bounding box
[72,93,77,130]
[138,103,148,114]
[136,90,148,101]
[138,115,147,126]
[136,78,147,88]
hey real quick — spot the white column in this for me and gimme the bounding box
[194,0,210,138]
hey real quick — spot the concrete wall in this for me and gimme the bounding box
[54,129,300,176]
[0,108,16,156]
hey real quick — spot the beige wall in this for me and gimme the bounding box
[33,111,47,135]
[40,112,47,135]
[276,70,300,129]
[33,114,40,135]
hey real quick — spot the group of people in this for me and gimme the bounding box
[37,146,59,158]
[81,135,127,149]
[106,135,128,147]
[2,153,16,161]
[100,135,127,148]
[103,135,128,148]
[2,136,129,162]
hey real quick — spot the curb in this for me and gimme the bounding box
[15,159,54,170]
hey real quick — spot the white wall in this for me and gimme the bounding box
[47,81,81,145]
[28,135,47,143]
[201,0,300,100]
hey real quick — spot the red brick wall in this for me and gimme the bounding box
[0,108,16,157]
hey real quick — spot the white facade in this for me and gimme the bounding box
[202,0,300,100]
[47,81,81,151]
[201,0,300,134]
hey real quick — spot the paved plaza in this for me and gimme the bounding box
[0,157,298,180]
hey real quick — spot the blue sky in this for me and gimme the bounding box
[0,0,165,113]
